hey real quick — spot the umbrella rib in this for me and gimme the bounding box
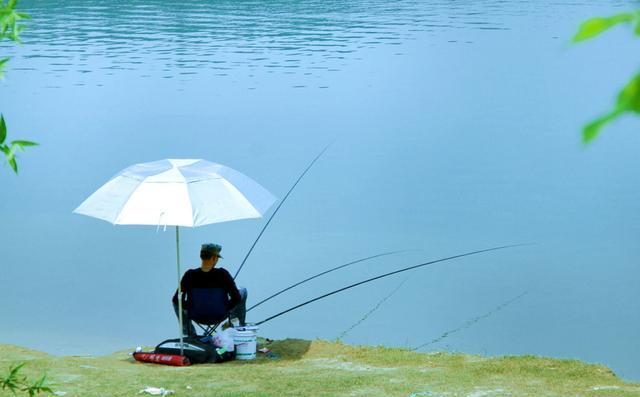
[186,177,224,184]
[119,174,145,182]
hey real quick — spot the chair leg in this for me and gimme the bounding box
[193,319,226,338]
[203,323,217,337]
[195,323,208,337]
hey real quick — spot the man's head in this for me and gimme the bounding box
[200,243,223,260]
[200,243,223,271]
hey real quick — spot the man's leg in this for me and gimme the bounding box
[172,300,197,337]
[229,287,248,326]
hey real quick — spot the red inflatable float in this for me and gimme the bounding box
[133,352,191,366]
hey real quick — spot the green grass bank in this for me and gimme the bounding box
[1,339,639,397]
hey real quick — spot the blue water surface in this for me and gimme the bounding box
[1,0,639,381]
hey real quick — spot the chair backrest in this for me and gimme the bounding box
[188,288,230,325]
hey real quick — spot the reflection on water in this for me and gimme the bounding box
[3,0,521,81]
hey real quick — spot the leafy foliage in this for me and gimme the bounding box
[0,362,26,395]
[0,0,30,39]
[0,0,30,77]
[573,11,640,143]
[0,0,36,173]
[1,363,53,396]
[0,115,37,173]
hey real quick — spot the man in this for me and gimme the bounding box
[172,243,247,336]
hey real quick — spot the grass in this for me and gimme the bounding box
[1,339,639,397]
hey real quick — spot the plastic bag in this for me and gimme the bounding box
[139,387,174,396]
[213,328,236,351]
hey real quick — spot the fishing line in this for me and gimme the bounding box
[255,244,526,326]
[338,276,410,340]
[412,291,528,351]
[234,142,333,280]
[247,250,406,313]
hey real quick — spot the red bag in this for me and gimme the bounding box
[133,352,191,366]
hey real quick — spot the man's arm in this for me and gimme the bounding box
[223,269,242,308]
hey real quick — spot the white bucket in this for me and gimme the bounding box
[233,325,259,360]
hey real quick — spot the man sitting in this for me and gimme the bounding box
[172,243,247,336]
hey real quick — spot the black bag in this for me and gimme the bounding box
[155,337,216,364]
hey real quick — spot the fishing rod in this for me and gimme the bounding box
[254,244,525,326]
[247,250,406,313]
[234,142,332,280]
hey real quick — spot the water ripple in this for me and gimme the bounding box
[0,0,633,82]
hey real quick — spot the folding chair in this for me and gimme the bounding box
[187,287,231,337]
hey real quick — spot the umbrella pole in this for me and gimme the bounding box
[176,225,184,356]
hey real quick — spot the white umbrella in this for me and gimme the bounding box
[73,159,277,351]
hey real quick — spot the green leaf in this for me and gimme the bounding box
[583,117,608,144]
[8,156,17,173]
[5,141,17,165]
[27,374,53,397]
[9,363,25,375]
[0,56,9,78]
[573,13,635,42]
[11,140,38,147]
[582,109,622,144]
[615,72,640,113]
[582,72,640,144]
[0,115,6,144]
[11,142,24,152]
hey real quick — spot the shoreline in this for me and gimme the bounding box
[2,339,639,396]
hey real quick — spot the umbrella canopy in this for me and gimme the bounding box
[73,158,276,352]
[73,159,276,227]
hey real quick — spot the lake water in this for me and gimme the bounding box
[1,0,639,381]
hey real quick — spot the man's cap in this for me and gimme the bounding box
[201,243,223,258]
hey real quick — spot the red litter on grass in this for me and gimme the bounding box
[133,352,191,366]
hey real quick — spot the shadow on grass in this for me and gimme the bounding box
[261,338,311,361]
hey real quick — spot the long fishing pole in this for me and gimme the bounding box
[255,244,525,326]
[234,143,332,280]
[247,250,406,313]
